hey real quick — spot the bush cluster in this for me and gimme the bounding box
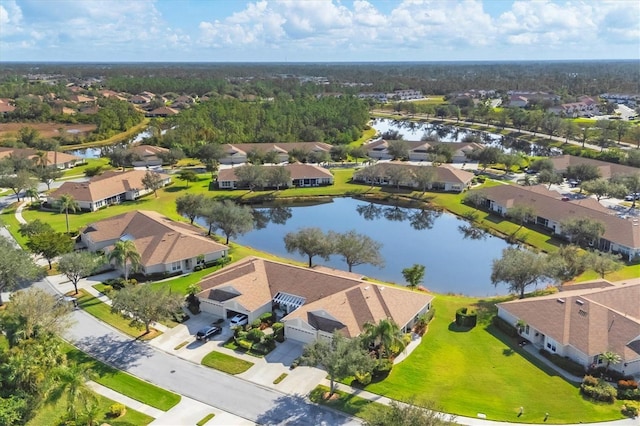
[492,315,518,337]
[107,403,126,418]
[455,307,477,328]
[621,401,639,418]
[580,375,617,403]
[538,350,586,377]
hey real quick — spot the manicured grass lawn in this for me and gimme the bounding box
[60,157,112,178]
[27,391,154,426]
[309,385,390,424]
[574,263,640,283]
[201,350,254,375]
[63,341,181,411]
[75,289,160,341]
[363,294,624,423]
[196,413,216,425]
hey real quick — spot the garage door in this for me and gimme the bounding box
[285,326,316,344]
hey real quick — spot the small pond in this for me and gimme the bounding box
[69,127,153,159]
[198,197,513,296]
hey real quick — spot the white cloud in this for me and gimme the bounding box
[0,0,24,35]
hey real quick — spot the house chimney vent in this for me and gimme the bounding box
[557,298,565,304]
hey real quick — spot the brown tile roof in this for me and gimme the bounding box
[0,98,15,113]
[478,184,640,250]
[148,106,178,116]
[355,162,475,185]
[223,142,333,156]
[550,155,639,179]
[50,169,170,204]
[498,283,640,362]
[129,144,169,157]
[196,257,434,337]
[82,210,228,268]
[0,148,81,167]
[217,163,332,182]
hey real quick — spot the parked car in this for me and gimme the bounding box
[195,326,221,341]
[229,314,248,327]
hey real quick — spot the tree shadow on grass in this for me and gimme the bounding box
[255,393,355,426]
[73,333,154,371]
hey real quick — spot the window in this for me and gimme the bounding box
[171,261,181,271]
[525,325,530,334]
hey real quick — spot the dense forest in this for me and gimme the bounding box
[1,61,638,97]
[159,96,369,154]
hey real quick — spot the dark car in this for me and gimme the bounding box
[196,326,221,342]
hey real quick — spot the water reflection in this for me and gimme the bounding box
[458,224,488,240]
[252,206,293,229]
[355,201,442,230]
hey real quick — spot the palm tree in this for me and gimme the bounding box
[49,364,96,422]
[362,318,406,359]
[25,186,40,202]
[56,194,79,235]
[107,240,142,281]
[598,351,621,375]
[34,150,49,170]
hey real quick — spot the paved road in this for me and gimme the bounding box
[33,277,360,426]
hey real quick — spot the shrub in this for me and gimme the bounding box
[618,389,640,401]
[373,359,393,378]
[107,403,126,418]
[619,380,639,390]
[272,322,285,342]
[247,328,264,343]
[587,365,629,382]
[455,307,477,327]
[259,311,275,323]
[355,371,372,386]
[237,339,253,350]
[492,315,518,337]
[621,401,639,417]
[546,354,586,377]
[582,375,599,387]
[250,319,262,329]
[580,378,617,403]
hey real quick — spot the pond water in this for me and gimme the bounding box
[199,197,513,296]
[371,118,553,156]
[371,117,501,144]
[69,127,153,159]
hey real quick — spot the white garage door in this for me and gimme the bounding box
[285,326,316,344]
[199,299,224,317]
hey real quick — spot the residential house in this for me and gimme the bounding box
[48,169,171,211]
[477,184,640,260]
[217,163,334,189]
[81,210,228,276]
[0,98,15,115]
[219,142,333,165]
[0,148,84,169]
[353,162,475,193]
[364,139,482,163]
[549,97,600,118]
[145,107,178,118]
[196,257,434,344]
[129,95,151,105]
[128,144,170,167]
[548,155,639,180]
[497,282,640,378]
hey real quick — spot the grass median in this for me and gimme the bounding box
[62,341,181,411]
[75,289,160,341]
[201,350,254,375]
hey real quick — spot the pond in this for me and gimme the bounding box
[371,118,553,156]
[69,127,153,159]
[199,197,513,296]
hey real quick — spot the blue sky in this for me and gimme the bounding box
[1,0,638,62]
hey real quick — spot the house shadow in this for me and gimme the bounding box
[254,393,354,426]
[73,333,154,370]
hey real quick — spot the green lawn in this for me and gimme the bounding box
[363,294,624,423]
[63,341,181,411]
[201,350,254,375]
[60,157,112,178]
[27,391,154,426]
[75,289,160,340]
[309,385,390,423]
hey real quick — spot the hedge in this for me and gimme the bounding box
[455,307,477,328]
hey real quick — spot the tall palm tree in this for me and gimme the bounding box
[598,351,621,375]
[362,318,406,359]
[56,194,79,234]
[25,186,40,202]
[34,150,49,170]
[108,240,142,281]
[49,364,96,422]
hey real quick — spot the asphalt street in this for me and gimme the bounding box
[34,279,359,426]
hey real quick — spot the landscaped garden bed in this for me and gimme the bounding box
[201,351,254,375]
